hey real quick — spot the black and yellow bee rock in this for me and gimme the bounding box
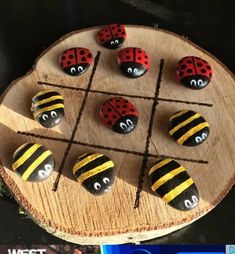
[73,153,115,195]
[31,89,64,128]
[12,143,55,182]
[148,158,199,211]
[168,109,209,146]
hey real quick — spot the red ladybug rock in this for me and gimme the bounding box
[97,24,127,49]
[59,47,93,76]
[118,47,150,78]
[176,56,212,89]
[100,97,139,134]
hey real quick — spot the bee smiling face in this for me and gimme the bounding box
[38,108,64,128]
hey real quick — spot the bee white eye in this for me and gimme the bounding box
[184,199,193,209]
[70,67,76,74]
[192,195,199,204]
[190,79,197,86]
[120,122,127,130]
[127,67,132,73]
[42,114,49,121]
[195,136,202,143]
[133,68,138,74]
[197,79,204,86]
[94,182,102,190]
[115,39,119,44]
[110,41,114,45]
[44,164,52,172]
[77,66,84,72]
[201,132,208,140]
[50,111,57,118]
[184,195,199,209]
[126,119,133,126]
[38,164,52,178]
[103,177,110,184]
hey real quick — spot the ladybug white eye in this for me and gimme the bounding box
[115,39,119,44]
[197,79,204,87]
[42,114,49,121]
[110,41,114,45]
[94,182,102,190]
[127,68,132,73]
[190,79,197,87]
[70,67,76,74]
[133,68,138,74]
[50,111,57,118]
[201,132,208,140]
[126,119,133,126]
[195,136,202,143]
[103,177,110,184]
[77,66,84,72]
[120,122,127,130]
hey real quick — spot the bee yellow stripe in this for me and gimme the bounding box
[162,178,194,203]
[33,89,56,98]
[33,95,63,108]
[177,122,209,145]
[170,109,189,121]
[12,144,42,171]
[22,150,52,181]
[149,158,172,176]
[151,166,185,192]
[169,113,201,135]
[78,161,114,183]
[73,154,104,174]
[34,103,64,118]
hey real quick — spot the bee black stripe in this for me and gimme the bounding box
[169,110,195,129]
[13,143,34,162]
[33,91,60,102]
[33,98,64,111]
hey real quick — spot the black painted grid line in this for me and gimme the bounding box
[17,131,208,164]
[38,81,213,107]
[52,51,101,191]
[134,59,164,209]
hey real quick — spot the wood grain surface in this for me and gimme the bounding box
[0,25,234,244]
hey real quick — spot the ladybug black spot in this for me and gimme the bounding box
[144,55,148,59]
[122,110,126,114]
[126,56,130,60]
[206,65,211,70]
[181,64,187,70]
[105,29,108,32]
[87,53,92,58]
[117,105,120,109]
[124,100,128,103]
[125,49,129,53]
[108,121,112,125]
[179,71,184,76]
[112,115,117,119]
[116,99,120,102]
[138,50,142,53]
[106,35,109,38]
[144,61,148,65]
[209,73,212,78]
[115,33,118,36]
[186,69,193,73]
[104,114,108,118]
[80,50,85,55]
[118,29,121,32]
[186,60,192,64]
[197,63,203,67]
[61,56,66,61]
[123,105,127,108]
[111,27,115,30]
[81,57,86,61]
[67,61,71,65]
[201,69,206,74]
[122,32,125,35]
[107,108,112,112]
[69,54,74,59]
[130,109,135,112]
[138,57,142,60]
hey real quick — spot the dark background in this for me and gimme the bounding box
[0,0,234,245]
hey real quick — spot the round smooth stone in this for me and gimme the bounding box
[168,109,209,146]
[148,158,199,211]
[97,24,127,49]
[73,153,115,195]
[176,56,212,89]
[12,143,55,182]
[118,47,150,78]
[100,97,139,134]
[31,89,64,128]
[59,47,93,76]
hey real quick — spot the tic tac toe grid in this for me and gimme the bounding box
[17,49,213,209]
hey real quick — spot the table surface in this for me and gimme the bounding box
[0,0,234,245]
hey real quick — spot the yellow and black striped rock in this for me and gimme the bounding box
[31,89,64,128]
[12,143,55,182]
[149,158,199,211]
[168,109,209,146]
[73,153,115,195]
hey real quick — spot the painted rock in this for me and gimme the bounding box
[168,109,209,146]
[12,143,55,182]
[31,89,64,128]
[73,153,115,195]
[118,47,150,78]
[97,24,127,49]
[176,56,212,89]
[100,97,139,134]
[149,158,199,211]
[59,47,93,76]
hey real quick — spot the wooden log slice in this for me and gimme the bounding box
[0,25,234,244]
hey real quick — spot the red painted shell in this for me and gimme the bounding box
[98,24,127,44]
[176,56,212,81]
[118,47,150,69]
[100,97,139,128]
[59,47,93,69]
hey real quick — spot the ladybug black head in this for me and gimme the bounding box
[38,108,64,128]
[63,63,90,76]
[113,115,138,134]
[120,62,147,79]
[82,168,115,195]
[104,38,125,49]
[181,75,210,90]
